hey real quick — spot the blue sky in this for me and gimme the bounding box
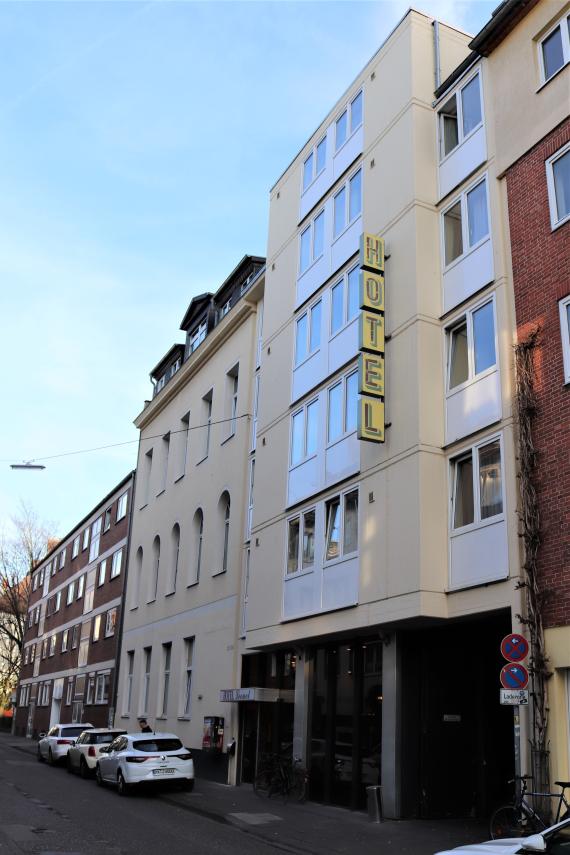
[0,0,497,540]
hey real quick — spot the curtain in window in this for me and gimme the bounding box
[467,181,489,247]
[453,455,474,528]
[325,498,341,560]
[444,201,463,265]
[302,510,315,568]
[343,492,358,554]
[479,441,503,519]
[461,76,481,136]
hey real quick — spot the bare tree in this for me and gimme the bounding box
[0,503,55,710]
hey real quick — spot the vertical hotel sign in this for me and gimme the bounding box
[357,233,385,443]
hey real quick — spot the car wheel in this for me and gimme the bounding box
[117,771,130,796]
[37,746,44,763]
[95,764,105,787]
[180,779,194,792]
[79,758,90,779]
[48,748,55,766]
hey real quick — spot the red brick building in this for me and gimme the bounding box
[14,473,134,737]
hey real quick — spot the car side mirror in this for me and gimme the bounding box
[521,834,547,852]
[99,746,110,754]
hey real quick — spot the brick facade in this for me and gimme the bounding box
[506,118,570,628]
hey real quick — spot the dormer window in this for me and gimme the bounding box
[170,358,181,377]
[155,375,166,393]
[190,321,207,353]
[220,301,231,319]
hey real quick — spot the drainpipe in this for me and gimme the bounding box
[433,20,441,91]
[111,468,137,727]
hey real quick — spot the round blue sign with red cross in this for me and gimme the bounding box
[500,663,529,690]
[500,634,529,663]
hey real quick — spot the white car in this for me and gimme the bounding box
[95,732,195,795]
[37,723,94,765]
[66,728,126,777]
[434,816,570,854]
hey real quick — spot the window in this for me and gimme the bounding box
[219,300,231,319]
[190,320,207,353]
[443,176,489,267]
[71,624,79,649]
[105,608,117,637]
[327,370,358,443]
[143,449,153,506]
[98,559,107,586]
[439,72,482,160]
[77,574,85,599]
[132,547,143,609]
[142,647,152,714]
[202,391,213,459]
[170,357,181,376]
[295,299,322,364]
[103,507,112,531]
[222,495,231,573]
[333,169,362,238]
[299,209,325,274]
[42,639,47,659]
[111,549,122,579]
[247,458,255,540]
[160,643,171,717]
[49,634,57,656]
[330,264,359,335]
[291,398,319,466]
[35,605,40,624]
[61,630,69,653]
[30,643,36,662]
[66,581,75,605]
[82,528,89,551]
[95,673,109,704]
[117,491,128,521]
[155,375,166,393]
[169,525,180,593]
[539,12,570,83]
[451,437,503,530]
[178,412,190,477]
[93,615,101,642]
[83,587,94,614]
[160,433,170,493]
[24,646,29,665]
[89,517,102,562]
[72,535,80,559]
[124,651,134,715]
[325,488,359,561]
[54,591,61,612]
[251,373,260,452]
[191,509,204,585]
[287,508,315,574]
[149,537,160,601]
[183,638,194,717]
[59,549,66,570]
[50,561,56,577]
[66,678,74,706]
[335,90,363,151]
[302,136,327,192]
[546,142,570,229]
[226,366,239,437]
[559,295,570,383]
[32,574,38,592]
[447,298,496,390]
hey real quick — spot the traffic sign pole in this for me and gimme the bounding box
[500,633,529,795]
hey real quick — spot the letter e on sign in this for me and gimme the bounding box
[358,353,384,398]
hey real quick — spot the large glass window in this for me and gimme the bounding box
[291,399,319,466]
[287,517,300,573]
[333,169,362,238]
[443,177,489,267]
[330,265,359,336]
[328,370,358,442]
[466,180,489,246]
[325,497,341,560]
[451,437,503,530]
[324,488,359,562]
[287,508,316,575]
[461,74,482,136]
[540,13,570,82]
[438,72,483,160]
[295,300,321,365]
[299,209,325,273]
[447,298,496,390]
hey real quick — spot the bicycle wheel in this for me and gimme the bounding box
[288,768,307,803]
[490,806,525,839]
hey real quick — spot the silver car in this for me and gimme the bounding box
[434,816,570,854]
[66,728,127,777]
[95,732,195,795]
[37,723,94,765]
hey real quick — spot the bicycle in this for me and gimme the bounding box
[253,754,308,803]
[489,774,570,839]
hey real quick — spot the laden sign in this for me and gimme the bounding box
[357,233,385,443]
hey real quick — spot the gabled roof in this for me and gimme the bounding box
[179,293,213,333]
[149,343,185,381]
[214,255,265,302]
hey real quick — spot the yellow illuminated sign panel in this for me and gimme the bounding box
[358,352,384,398]
[359,233,385,273]
[359,310,384,354]
[357,232,386,444]
[358,397,385,443]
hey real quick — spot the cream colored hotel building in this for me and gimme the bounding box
[116,4,568,818]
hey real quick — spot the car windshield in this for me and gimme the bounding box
[62,727,92,738]
[133,738,183,753]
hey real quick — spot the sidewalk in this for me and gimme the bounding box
[6,733,488,855]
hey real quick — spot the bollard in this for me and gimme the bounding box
[366,785,383,822]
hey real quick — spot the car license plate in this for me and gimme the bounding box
[152,768,175,776]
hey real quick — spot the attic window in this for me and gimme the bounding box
[156,375,166,392]
[190,321,207,353]
[170,358,181,377]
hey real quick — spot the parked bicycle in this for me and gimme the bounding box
[490,774,570,839]
[253,754,308,803]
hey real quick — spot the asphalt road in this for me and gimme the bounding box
[0,737,281,855]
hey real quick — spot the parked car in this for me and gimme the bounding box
[37,723,94,765]
[66,728,127,778]
[434,815,570,854]
[95,732,194,795]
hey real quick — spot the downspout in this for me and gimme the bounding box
[111,467,137,726]
[433,20,441,91]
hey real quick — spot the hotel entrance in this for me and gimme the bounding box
[308,639,382,810]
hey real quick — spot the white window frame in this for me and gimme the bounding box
[92,614,101,642]
[323,486,359,565]
[190,320,207,353]
[117,491,128,521]
[298,208,325,276]
[159,643,171,717]
[61,630,69,653]
[141,647,152,715]
[66,581,75,605]
[445,295,498,394]
[438,70,484,163]
[77,574,85,599]
[182,637,194,718]
[326,369,358,446]
[559,295,570,384]
[295,298,322,366]
[105,607,117,638]
[290,397,319,468]
[49,634,57,657]
[441,173,491,271]
[332,167,362,241]
[155,374,166,393]
[170,357,181,376]
[285,506,316,577]
[95,672,110,704]
[59,549,66,569]
[247,458,255,541]
[449,433,505,536]
[89,516,102,562]
[538,11,570,85]
[329,263,360,338]
[546,141,570,230]
[110,549,122,579]
[72,536,80,559]
[302,135,327,193]
[98,559,107,587]
[124,651,134,715]
[251,373,260,452]
[54,590,61,612]
[82,528,89,551]
[334,89,363,153]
